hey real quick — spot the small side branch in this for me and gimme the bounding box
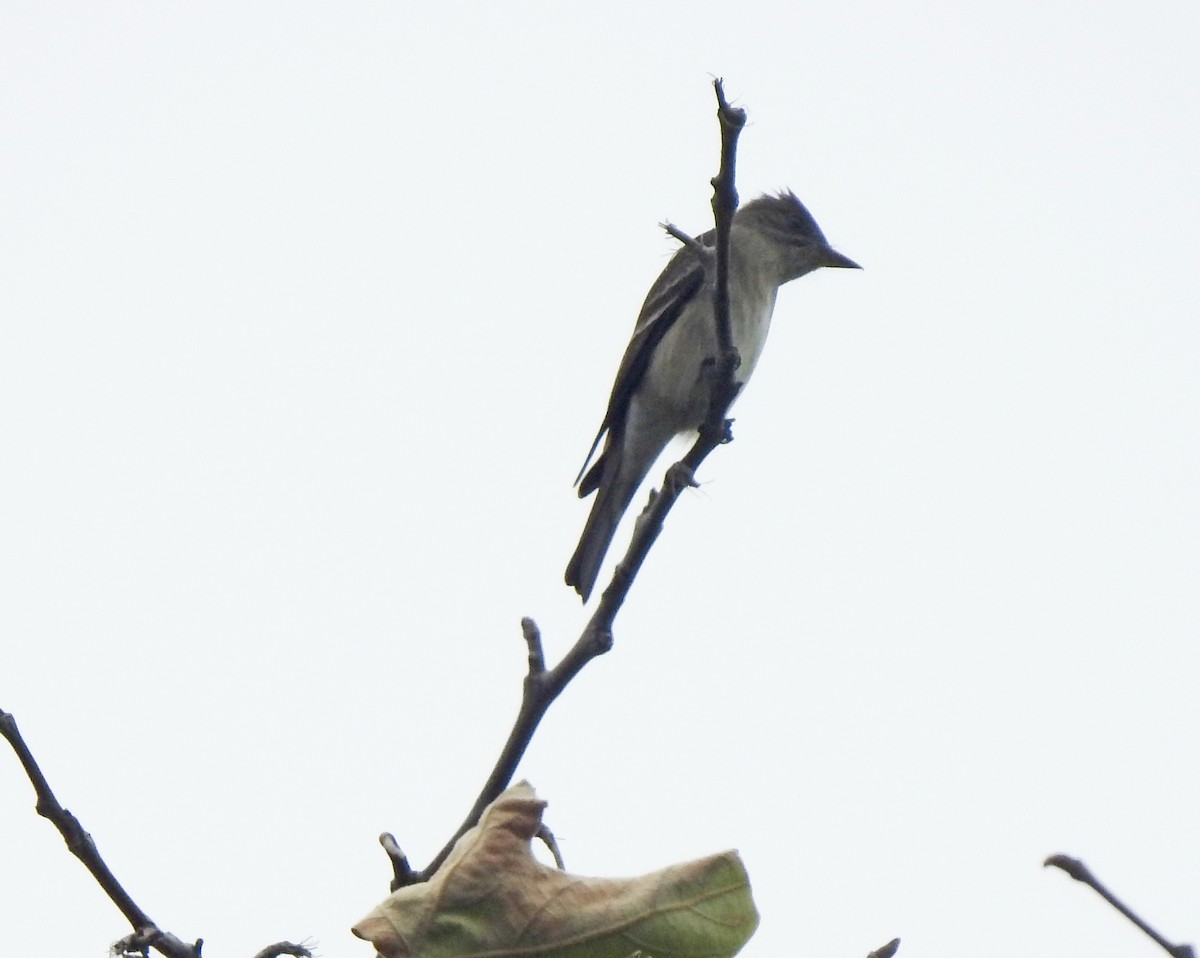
[379,833,413,892]
[521,616,546,676]
[1045,854,1194,958]
[661,221,715,267]
[536,823,566,871]
[411,611,613,881]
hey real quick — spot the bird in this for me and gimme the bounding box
[565,190,859,602]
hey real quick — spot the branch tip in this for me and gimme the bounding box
[1044,853,1088,881]
[379,833,414,890]
[867,938,901,958]
[536,823,566,870]
[521,617,546,676]
[713,77,747,131]
[661,221,714,266]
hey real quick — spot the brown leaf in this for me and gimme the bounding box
[353,781,759,958]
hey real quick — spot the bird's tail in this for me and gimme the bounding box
[564,449,643,602]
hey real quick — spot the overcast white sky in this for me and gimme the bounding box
[2,3,1198,956]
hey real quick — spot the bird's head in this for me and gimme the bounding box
[736,190,860,282]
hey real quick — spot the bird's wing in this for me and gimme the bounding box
[574,243,709,490]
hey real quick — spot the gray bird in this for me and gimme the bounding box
[565,191,859,601]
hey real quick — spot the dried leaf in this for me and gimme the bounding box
[353,781,759,958]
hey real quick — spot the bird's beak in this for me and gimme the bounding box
[819,248,862,270]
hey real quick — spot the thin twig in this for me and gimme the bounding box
[1045,854,1194,958]
[661,221,715,267]
[2,707,310,958]
[0,708,201,958]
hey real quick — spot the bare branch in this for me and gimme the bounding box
[3,708,313,957]
[394,79,754,888]
[1045,854,1194,958]
[1,708,202,958]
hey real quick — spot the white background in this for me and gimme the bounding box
[2,3,1197,956]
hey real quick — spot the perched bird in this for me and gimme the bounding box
[565,191,859,602]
